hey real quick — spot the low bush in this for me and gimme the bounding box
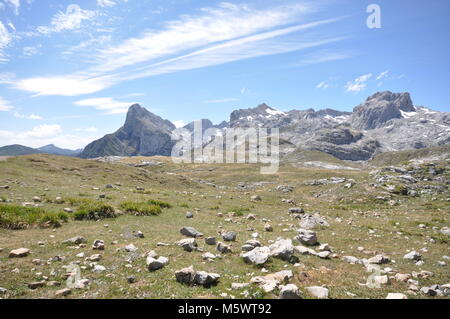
[0,204,68,229]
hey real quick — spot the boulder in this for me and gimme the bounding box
[268,239,294,260]
[404,250,422,261]
[9,248,30,258]
[279,284,302,299]
[222,231,237,242]
[242,246,270,265]
[176,238,198,252]
[306,286,329,299]
[295,229,318,246]
[180,227,203,238]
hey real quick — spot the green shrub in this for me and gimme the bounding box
[229,207,250,216]
[74,202,116,220]
[120,202,162,216]
[0,204,68,229]
[147,199,172,208]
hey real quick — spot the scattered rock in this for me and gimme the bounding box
[295,229,318,246]
[269,238,294,261]
[176,238,198,252]
[250,270,293,293]
[205,237,216,245]
[28,281,45,290]
[264,224,273,232]
[404,251,422,261]
[92,240,105,250]
[216,242,232,254]
[289,207,304,214]
[186,212,194,218]
[147,256,169,271]
[386,293,407,299]
[175,266,220,287]
[55,288,72,297]
[9,248,30,258]
[251,195,261,201]
[279,284,301,299]
[222,231,237,242]
[180,227,203,238]
[367,254,390,265]
[242,246,270,265]
[306,286,329,299]
[124,244,138,253]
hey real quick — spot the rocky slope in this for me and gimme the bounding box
[80,104,176,158]
[77,91,449,161]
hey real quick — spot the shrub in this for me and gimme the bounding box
[147,199,172,208]
[0,204,68,229]
[120,202,162,216]
[229,207,250,217]
[74,202,116,220]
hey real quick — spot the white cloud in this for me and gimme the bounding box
[0,96,13,111]
[376,70,389,81]
[296,50,353,66]
[202,98,239,103]
[0,21,12,62]
[37,4,96,34]
[13,3,346,96]
[172,120,186,128]
[97,0,116,7]
[5,0,20,15]
[13,111,43,119]
[24,124,61,138]
[22,44,41,56]
[316,81,329,89]
[74,97,133,114]
[345,73,372,92]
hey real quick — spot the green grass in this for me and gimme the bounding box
[119,201,163,216]
[0,204,68,229]
[73,202,116,220]
[147,199,172,208]
[228,207,251,216]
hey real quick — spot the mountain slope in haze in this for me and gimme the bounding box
[80,104,176,158]
[0,144,44,156]
[38,144,82,156]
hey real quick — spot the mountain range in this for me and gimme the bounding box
[1,91,449,161]
[0,144,82,157]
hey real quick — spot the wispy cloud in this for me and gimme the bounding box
[4,0,20,15]
[345,73,372,92]
[13,111,43,120]
[376,70,389,81]
[97,0,116,8]
[12,3,347,96]
[295,49,353,66]
[36,4,97,35]
[74,97,135,114]
[0,21,12,63]
[0,96,13,111]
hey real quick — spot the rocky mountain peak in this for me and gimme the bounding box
[123,104,175,134]
[350,91,416,130]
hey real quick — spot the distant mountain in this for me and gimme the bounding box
[0,144,44,156]
[38,144,82,156]
[76,91,450,161]
[80,104,176,158]
[0,144,82,157]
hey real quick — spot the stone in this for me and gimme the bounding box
[368,254,390,264]
[147,256,169,271]
[127,275,137,284]
[134,231,145,238]
[205,237,216,245]
[185,211,194,218]
[264,224,273,232]
[289,207,304,214]
[242,246,271,265]
[294,245,317,255]
[250,270,293,293]
[32,196,41,203]
[306,286,329,299]
[92,265,106,273]
[246,214,257,220]
[251,195,261,201]
[176,238,198,252]
[194,271,220,287]
[317,251,331,259]
[55,288,72,297]
[394,273,411,282]
[63,236,83,247]
[180,227,203,238]
[28,281,46,289]
[222,231,237,242]
[87,254,102,262]
[386,293,407,299]
[279,284,302,299]
[298,214,329,230]
[175,265,197,285]
[0,287,7,295]
[342,256,361,264]
[63,208,73,213]
[295,228,318,246]
[202,252,216,261]
[404,250,422,261]
[216,242,232,254]
[268,238,294,261]
[420,287,437,296]
[124,244,138,252]
[9,248,30,258]
[92,239,105,250]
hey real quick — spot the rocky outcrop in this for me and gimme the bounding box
[80,104,176,158]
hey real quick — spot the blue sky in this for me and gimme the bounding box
[0,0,449,149]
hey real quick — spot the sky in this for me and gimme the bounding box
[0,0,449,149]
